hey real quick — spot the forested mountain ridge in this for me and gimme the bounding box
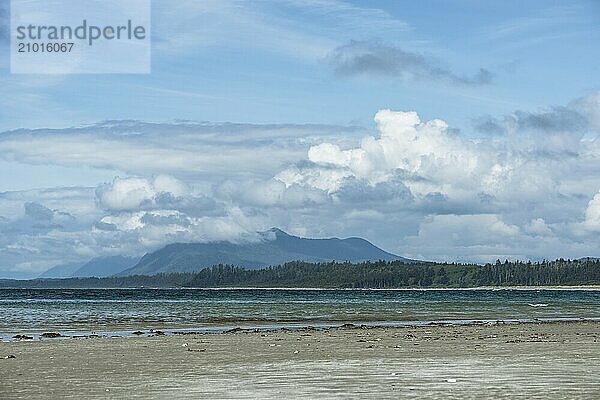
[117,228,406,276]
[4,258,599,289]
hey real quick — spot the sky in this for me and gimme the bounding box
[0,0,599,278]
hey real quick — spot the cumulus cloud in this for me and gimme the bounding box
[2,93,600,277]
[334,176,413,204]
[414,214,520,245]
[275,96,600,262]
[278,109,484,201]
[96,175,189,211]
[582,190,600,232]
[97,206,265,249]
[525,218,553,237]
[402,214,527,262]
[90,175,272,253]
[217,179,329,208]
[96,177,155,211]
[279,103,600,208]
[329,40,493,86]
[474,106,588,155]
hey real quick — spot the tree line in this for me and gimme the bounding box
[1,258,599,288]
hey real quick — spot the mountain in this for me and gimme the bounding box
[71,256,138,278]
[118,228,407,276]
[38,262,83,279]
[39,256,138,279]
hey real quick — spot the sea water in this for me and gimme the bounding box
[1,288,599,339]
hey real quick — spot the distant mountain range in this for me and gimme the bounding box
[118,228,405,276]
[39,256,138,278]
[38,229,406,278]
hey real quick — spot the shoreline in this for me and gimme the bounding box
[2,317,599,342]
[3,285,600,290]
[1,320,598,399]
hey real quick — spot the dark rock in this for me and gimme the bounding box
[41,332,62,338]
[13,335,33,340]
[187,348,206,352]
[131,331,145,335]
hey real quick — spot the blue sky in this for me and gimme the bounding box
[0,0,599,278]
[2,0,598,130]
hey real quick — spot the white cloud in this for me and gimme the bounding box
[2,93,600,277]
[525,218,553,236]
[582,190,600,232]
[413,214,519,245]
[272,99,600,262]
[280,109,486,200]
[0,122,360,182]
[280,102,600,208]
[96,177,155,211]
[401,214,549,263]
[96,175,189,211]
[153,175,188,197]
[218,179,328,207]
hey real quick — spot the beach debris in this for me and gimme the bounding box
[224,327,243,334]
[3,355,16,359]
[181,343,188,347]
[446,379,457,383]
[528,303,549,307]
[293,350,299,354]
[13,335,33,340]
[152,331,165,336]
[187,348,206,352]
[41,332,62,338]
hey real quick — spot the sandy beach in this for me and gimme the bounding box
[1,321,599,399]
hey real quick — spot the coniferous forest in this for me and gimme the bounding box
[1,258,599,289]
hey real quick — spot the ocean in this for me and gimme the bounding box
[1,288,599,339]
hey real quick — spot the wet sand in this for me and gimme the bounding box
[1,321,599,399]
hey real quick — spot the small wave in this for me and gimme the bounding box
[528,303,549,307]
